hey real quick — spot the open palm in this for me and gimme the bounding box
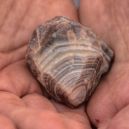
[0,0,91,129]
[1,0,129,129]
[80,0,129,128]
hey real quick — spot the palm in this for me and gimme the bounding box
[0,53,89,129]
[80,0,129,128]
[1,0,129,128]
[87,59,129,128]
[0,1,91,129]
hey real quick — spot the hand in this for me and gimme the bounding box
[80,0,129,128]
[0,0,91,129]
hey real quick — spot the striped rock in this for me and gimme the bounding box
[26,16,114,108]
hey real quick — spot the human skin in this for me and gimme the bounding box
[0,0,91,129]
[80,0,129,129]
[1,0,129,129]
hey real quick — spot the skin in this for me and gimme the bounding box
[0,0,129,129]
[0,0,90,129]
[80,0,129,129]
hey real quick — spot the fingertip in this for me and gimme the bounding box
[86,85,117,127]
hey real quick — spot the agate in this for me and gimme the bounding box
[26,16,113,108]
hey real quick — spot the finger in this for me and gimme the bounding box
[10,108,87,129]
[0,0,78,52]
[22,93,57,111]
[0,91,26,115]
[22,93,91,128]
[79,0,129,127]
[22,92,91,128]
[0,91,89,129]
[100,105,129,129]
[52,102,90,125]
[79,0,116,126]
[0,60,42,97]
[86,79,117,127]
[86,63,129,128]
[0,43,26,70]
[0,114,16,129]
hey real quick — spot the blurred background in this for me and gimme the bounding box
[73,0,80,8]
